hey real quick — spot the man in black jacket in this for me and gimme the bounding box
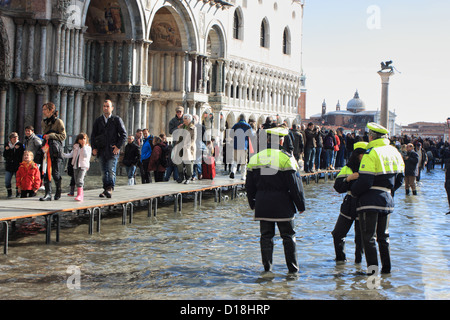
[91,100,127,198]
[304,122,318,173]
[289,124,303,162]
[404,143,419,195]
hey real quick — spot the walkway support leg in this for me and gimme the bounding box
[122,202,133,225]
[1,221,8,255]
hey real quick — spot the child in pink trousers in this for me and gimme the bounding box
[63,133,91,201]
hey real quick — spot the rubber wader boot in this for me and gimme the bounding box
[75,187,83,201]
[54,179,62,200]
[39,181,52,201]
[7,188,12,199]
[68,185,75,196]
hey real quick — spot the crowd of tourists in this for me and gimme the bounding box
[3,100,449,203]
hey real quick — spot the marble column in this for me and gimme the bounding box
[120,93,131,130]
[170,53,176,91]
[34,85,46,134]
[126,41,133,84]
[126,94,135,133]
[69,28,75,75]
[148,50,153,87]
[0,82,8,149]
[81,94,88,134]
[78,28,86,77]
[98,41,105,83]
[175,53,186,91]
[66,90,75,137]
[89,41,97,82]
[216,59,224,93]
[50,85,62,112]
[191,54,197,92]
[87,94,95,137]
[85,40,91,80]
[74,29,80,76]
[133,95,142,133]
[64,27,70,74]
[378,70,394,129]
[38,20,48,80]
[141,97,148,129]
[184,52,191,92]
[143,41,150,86]
[73,90,82,135]
[14,19,24,79]
[106,41,114,83]
[60,88,68,129]
[53,22,62,74]
[26,20,35,80]
[197,55,203,93]
[115,41,123,83]
[60,25,66,74]
[16,83,28,140]
[159,53,165,91]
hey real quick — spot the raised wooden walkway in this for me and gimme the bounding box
[0,170,338,254]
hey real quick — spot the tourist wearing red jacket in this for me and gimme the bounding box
[16,151,41,198]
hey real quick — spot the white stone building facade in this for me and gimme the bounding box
[0,0,306,147]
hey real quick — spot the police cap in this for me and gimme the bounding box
[353,141,368,151]
[367,122,389,135]
[266,126,289,137]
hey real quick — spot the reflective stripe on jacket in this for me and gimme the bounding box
[351,138,405,214]
[246,148,305,221]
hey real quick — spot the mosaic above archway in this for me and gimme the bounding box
[150,7,182,49]
[85,0,125,35]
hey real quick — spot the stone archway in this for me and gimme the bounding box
[147,2,201,136]
[83,0,146,134]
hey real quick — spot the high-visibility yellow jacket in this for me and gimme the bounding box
[246,148,306,221]
[334,166,359,220]
[351,138,405,214]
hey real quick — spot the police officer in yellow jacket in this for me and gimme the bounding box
[331,141,368,264]
[246,126,306,274]
[351,123,404,274]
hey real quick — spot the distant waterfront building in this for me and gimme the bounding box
[401,122,448,141]
[0,0,306,148]
[310,90,397,135]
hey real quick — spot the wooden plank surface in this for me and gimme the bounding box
[0,176,245,221]
[0,170,337,222]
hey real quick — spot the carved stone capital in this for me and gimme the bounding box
[34,84,47,95]
[0,81,9,91]
[15,82,28,92]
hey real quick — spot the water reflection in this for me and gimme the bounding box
[0,170,449,300]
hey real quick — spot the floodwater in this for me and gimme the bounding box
[0,169,449,300]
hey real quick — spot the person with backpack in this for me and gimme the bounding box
[123,135,141,185]
[148,136,167,182]
[140,128,153,184]
[323,130,336,170]
[332,130,341,169]
[289,124,304,162]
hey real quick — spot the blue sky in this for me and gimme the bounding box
[301,0,450,125]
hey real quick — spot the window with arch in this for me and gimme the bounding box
[282,27,291,55]
[260,18,270,48]
[233,8,243,40]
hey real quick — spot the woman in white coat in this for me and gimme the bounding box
[63,133,92,201]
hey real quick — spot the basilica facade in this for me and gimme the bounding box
[0,0,306,147]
